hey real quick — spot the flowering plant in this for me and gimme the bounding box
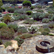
[2,12,9,14]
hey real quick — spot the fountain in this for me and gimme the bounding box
[36,39,54,53]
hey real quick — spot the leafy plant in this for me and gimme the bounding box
[36,5,42,9]
[8,24,18,32]
[51,15,54,21]
[36,10,43,13]
[7,8,15,13]
[23,1,31,7]
[39,14,45,20]
[6,14,11,16]
[16,15,27,20]
[28,26,37,34]
[14,10,25,14]
[0,39,2,45]
[48,14,53,19]
[42,18,49,23]
[26,11,32,15]
[30,6,34,10]
[48,22,54,28]
[4,41,12,48]
[18,26,27,33]
[33,13,40,21]
[20,34,33,39]
[3,15,11,24]
[48,34,54,36]
[14,37,24,47]
[1,7,5,12]
[0,23,7,28]
[23,19,34,24]
[40,28,50,35]
[42,13,49,18]
[0,26,15,39]
[48,10,54,14]
[13,13,20,16]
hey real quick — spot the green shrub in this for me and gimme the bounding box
[36,5,42,9]
[33,13,40,21]
[14,37,24,47]
[48,14,52,19]
[14,10,25,14]
[0,23,7,28]
[28,15,32,18]
[36,10,43,13]
[0,7,5,12]
[43,13,49,18]
[30,6,34,10]
[6,14,11,16]
[39,14,45,20]
[4,41,12,48]
[23,19,34,24]
[7,8,15,13]
[41,28,50,35]
[48,10,54,14]
[0,39,2,45]
[18,26,27,33]
[0,18,3,21]
[26,11,32,15]
[42,18,49,23]
[23,1,31,7]
[13,13,20,16]
[0,8,2,12]
[48,14,53,21]
[20,34,33,39]
[3,15,11,24]
[8,24,18,32]
[1,7,5,12]
[51,15,54,21]
[0,26,15,39]
[28,26,37,34]
[16,15,27,20]
[48,34,54,36]
[33,13,49,21]
[48,22,54,28]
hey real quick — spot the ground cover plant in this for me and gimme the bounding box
[4,41,12,48]
[8,24,18,32]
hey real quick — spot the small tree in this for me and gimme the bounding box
[23,1,31,7]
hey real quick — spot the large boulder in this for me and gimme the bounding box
[11,40,19,51]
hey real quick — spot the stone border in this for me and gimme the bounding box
[36,39,54,53]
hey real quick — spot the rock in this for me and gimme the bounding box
[8,52,12,54]
[6,46,14,52]
[11,40,19,51]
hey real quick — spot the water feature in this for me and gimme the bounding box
[47,45,50,53]
[40,41,50,47]
[36,39,54,53]
[41,41,50,53]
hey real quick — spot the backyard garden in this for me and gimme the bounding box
[0,0,54,54]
